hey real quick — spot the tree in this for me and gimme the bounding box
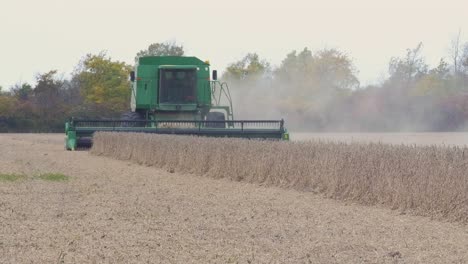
[135,42,184,62]
[11,83,33,101]
[312,49,360,90]
[0,72,68,132]
[34,71,64,108]
[30,70,68,131]
[0,93,16,117]
[463,44,468,70]
[74,52,132,112]
[219,53,273,119]
[276,48,359,91]
[265,48,359,130]
[388,42,428,88]
[0,92,17,132]
[275,48,313,83]
[449,30,462,76]
[460,43,468,91]
[412,59,450,96]
[223,53,271,81]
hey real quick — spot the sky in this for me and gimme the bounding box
[0,0,467,90]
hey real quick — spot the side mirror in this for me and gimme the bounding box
[212,70,217,81]
[130,71,135,82]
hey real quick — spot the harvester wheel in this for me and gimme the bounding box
[206,112,226,128]
[121,111,144,127]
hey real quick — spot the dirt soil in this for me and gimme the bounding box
[1,134,467,264]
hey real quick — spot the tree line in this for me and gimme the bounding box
[0,43,181,132]
[224,40,468,131]
[0,40,467,132]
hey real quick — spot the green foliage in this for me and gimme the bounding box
[36,173,69,181]
[75,53,132,112]
[388,42,428,86]
[272,48,358,125]
[0,73,71,132]
[0,52,133,132]
[11,83,33,101]
[463,45,468,66]
[0,173,69,182]
[1,39,468,133]
[33,71,68,131]
[0,91,21,132]
[226,43,468,131]
[411,59,451,96]
[0,94,17,117]
[135,42,184,62]
[223,53,271,81]
[461,44,468,76]
[0,173,26,182]
[276,48,359,91]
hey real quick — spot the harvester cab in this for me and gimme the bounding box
[129,56,233,124]
[65,56,289,150]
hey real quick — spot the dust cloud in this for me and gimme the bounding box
[221,46,468,132]
[226,74,468,132]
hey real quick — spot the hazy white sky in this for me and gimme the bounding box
[0,0,466,89]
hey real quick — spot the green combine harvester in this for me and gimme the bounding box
[65,56,289,150]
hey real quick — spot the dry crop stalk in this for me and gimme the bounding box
[91,132,468,223]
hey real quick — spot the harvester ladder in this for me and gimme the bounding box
[210,81,234,121]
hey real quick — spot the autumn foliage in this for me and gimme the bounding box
[1,41,468,132]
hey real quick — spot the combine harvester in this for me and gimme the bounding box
[65,56,289,150]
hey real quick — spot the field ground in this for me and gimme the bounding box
[1,133,467,263]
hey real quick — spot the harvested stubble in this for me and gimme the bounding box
[91,132,468,223]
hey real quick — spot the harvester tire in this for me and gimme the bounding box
[206,112,226,128]
[121,111,144,127]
